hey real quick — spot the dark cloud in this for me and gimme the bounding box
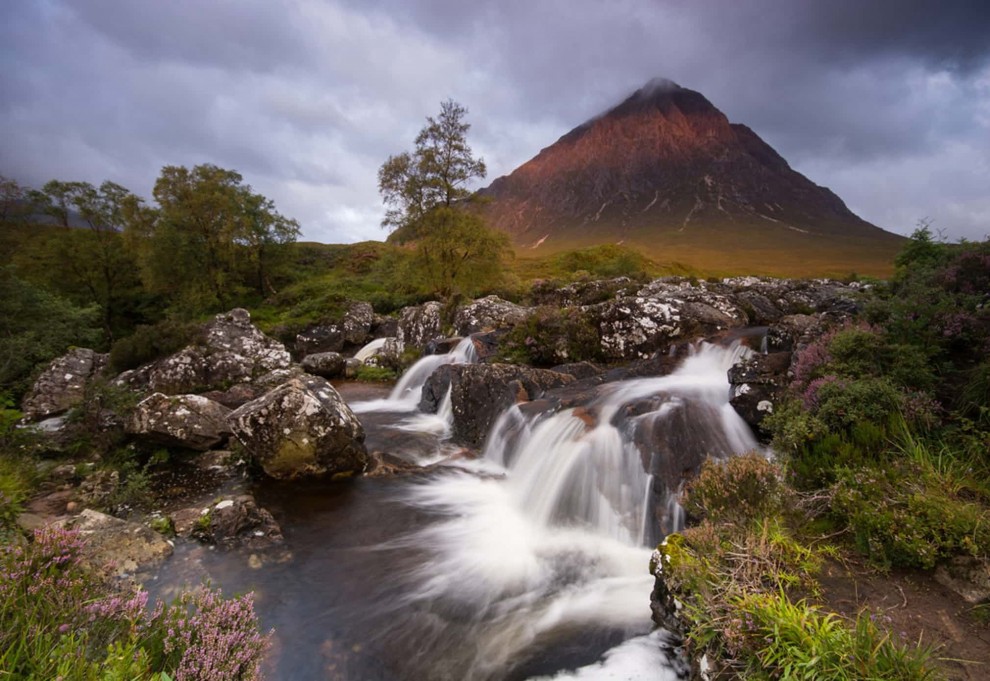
[1,0,988,242]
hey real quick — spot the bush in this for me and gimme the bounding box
[0,526,271,680]
[109,318,204,373]
[683,454,788,525]
[354,365,397,383]
[498,306,601,366]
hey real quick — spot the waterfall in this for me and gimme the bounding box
[352,337,390,363]
[388,341,757,679]
[350,337,477,414]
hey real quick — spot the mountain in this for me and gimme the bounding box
[478,78,903,276]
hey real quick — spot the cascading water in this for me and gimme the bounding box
[353,337,390,363]
[386,340,759,679]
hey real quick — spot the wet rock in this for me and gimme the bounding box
[127,392,232,451]
[21,348,108,421]
[189,495,283,549]
[425,336,465,355]
[453,295,529,335]
[418,364,456,414]
[934,556,990,604]
[727,352,792,435]
[551,362,604,380]
[122,309,291,395]
[228,375,367,480]
[54,508,173,581]
[302,352,347,379]
[397,301,444,350]
[426,364,576,447]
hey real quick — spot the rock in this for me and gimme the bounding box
[397,301,444,350]
[301,352,347,379]
[453,296,529,335]
[766,314,824,352]
[54,508,173,581]
[934,556,990,604]
[531,277,634,307]
[734,290,785,324]
[125,309,291,395]
[595,296,683,361]
[199,383,263,409]
[344,358,362,378]
[296,302,376,355]
[190,494,283,550]
[425,336,465,355]
[422,364,576,447]
[551,362,604,380]
[77,469,120,509]
[727,352,792,434]
[228,375,367,480]
[370,314,399,339]
[21,348,108,421]
[127,392,232,451]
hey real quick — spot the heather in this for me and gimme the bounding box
[0,525,270,680]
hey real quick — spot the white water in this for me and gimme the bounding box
[387,341,756,680]
[350,337,478,414]
[352,337,390,363]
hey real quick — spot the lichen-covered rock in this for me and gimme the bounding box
[122,309,291,395]
[453,296,529,335]
[423,364,576,447]
[189,494,283,549]
[127,392,232,451]
[296,302,376,355]
[228,375,367,480]
[766,314,823,352]
[21,348,108,421]
[301,352,347,378]
[531,277,634,307]
[54,509,173,581]
[727,352,792,434]
[397,301,444,350]
[596,296,683,361]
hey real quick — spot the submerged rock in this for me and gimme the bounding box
[228,375,367,480]
[188,494,283,549]
[54,509,173,581]
[127,392,232,451]
[21,348,108,421]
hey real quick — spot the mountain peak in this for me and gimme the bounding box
[635,77,683,97]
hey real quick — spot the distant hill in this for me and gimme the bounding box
[478,78,903,277]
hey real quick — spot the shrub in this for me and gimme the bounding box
[0,526,271,680]
[354,365,397,383]
[683,453,788,525]
[498,305,601,366]
[110,318,204,373]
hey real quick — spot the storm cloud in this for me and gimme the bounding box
[1,0,988,242]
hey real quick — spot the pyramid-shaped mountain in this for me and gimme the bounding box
[479,78,902,275]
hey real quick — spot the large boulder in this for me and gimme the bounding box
[21,348,108,421]
[397,301,444,350]
[453,296,529,335]
[296,302,376,355]
[121,309,291,395]
[228,375,367,480]
[126,392,232,451]
[727,352,792,434]
[423,364,576,447]
[54,509,173,581]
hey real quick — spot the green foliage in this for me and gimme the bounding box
[354,365,397,383]
[737,593,939,680]
[0,396,39,536]
[497,305,601,366]
[547,244,654,280]
[0,267,102,398]
[109,318,205,373]
[125,164,300,316]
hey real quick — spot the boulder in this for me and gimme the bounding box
[453,296,529,335]
[397,301,444,350]
[595,296,683,361]
[21,348,108,421]
[126,392,232,451]
[934,556,990,604]
[296,302,376,355]
[423,364,576,447]
[123,309,291,395]
[531,277,634,307]
[189,494,283,549]
[54,509,173,581]
[301,352,347,378]
[727,352,792,434]
[766,314,823,352]
[228,375,367,480]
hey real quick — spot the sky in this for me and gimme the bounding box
[2,0,989,243]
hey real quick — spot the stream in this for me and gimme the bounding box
[152,340,759,680]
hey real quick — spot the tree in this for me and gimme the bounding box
[0,175,27,224]
[378,100,507,298]
[125,164,300,315]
